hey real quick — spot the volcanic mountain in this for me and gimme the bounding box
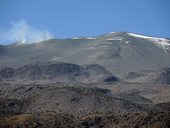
[1,32,170,128]
[0,32,170,84]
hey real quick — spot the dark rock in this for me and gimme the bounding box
[0,67,14,78]
[126,72,143,79]
[14,64,42,78]
[156,68,170,84]
[0,62,118,83]
[103,76,118,82]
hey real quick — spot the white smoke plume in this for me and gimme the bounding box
[0,20,54,44]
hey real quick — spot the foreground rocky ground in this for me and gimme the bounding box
[1,111,170,128]
[0,83,170,128]
[0,112,170,128]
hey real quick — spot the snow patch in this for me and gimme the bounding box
[94,42,113,46]
[125,41,131,44]
[158,40,170,54]
[128,33,155,39]
[86,47,96,50]
[105,32,115,36]
[107,37,123,41]
[52,56,62,61]
[71,37,83,39]
[85,37,97,39]
[86,45,109,50]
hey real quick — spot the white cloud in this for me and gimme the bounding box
[0,20,54,44]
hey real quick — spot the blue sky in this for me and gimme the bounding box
[0,0,170,44]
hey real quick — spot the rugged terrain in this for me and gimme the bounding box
[0,32,170,127]
[0,83,170,128]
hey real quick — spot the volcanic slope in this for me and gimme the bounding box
[0,32,170,75]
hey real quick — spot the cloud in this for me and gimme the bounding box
[0,20,54,44]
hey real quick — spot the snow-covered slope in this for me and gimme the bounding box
[128,33,170,54]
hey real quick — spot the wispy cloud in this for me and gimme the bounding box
[0,20,53,44]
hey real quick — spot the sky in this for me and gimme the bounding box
[0,0,170,44]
